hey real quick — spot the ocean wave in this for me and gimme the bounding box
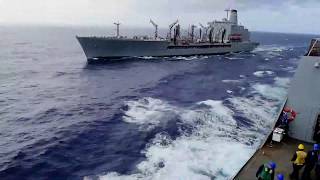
[252,83,287,101]
[225,57,245,60]
[138,56,156,60]
[227,90,233,94]
[253,71,274,77]
[122,97,179,130]
[274,77,291,88]
[172,56,200,61]
[95,86,284,180]
[282,66,296,73]
[222,79,242,83]
[253,45,289,53]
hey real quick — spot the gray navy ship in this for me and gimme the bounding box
[77,9,259,61]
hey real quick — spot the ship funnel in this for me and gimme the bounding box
[228,9,238,25]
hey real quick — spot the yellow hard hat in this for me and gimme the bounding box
[298,144,305,150]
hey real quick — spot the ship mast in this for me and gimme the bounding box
[150,19,158,40]
[225,9,231,20]
[114,22,121,38]
[190,25,197,42]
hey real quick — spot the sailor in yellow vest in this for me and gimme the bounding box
[290,144,307,180]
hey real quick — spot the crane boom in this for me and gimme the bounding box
[199,23,205,29]
[149,19,158,40]
[169,20,179,29]
[167,20,179,40]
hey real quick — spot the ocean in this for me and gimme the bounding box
[0,26,317,180]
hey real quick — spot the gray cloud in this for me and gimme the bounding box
[0,0,319,34]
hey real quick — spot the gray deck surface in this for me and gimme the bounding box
[234,137,315,180]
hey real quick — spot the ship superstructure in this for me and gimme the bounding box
[77,9,259,61]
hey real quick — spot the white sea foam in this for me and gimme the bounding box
[253,45,292,59]
[227,90,233,94]
[229,96,278,132]
[139,56,156,60]
[253,45,288,53]
[91,74,290,180]
[253,71,274,77]
[274,77,291,88]
[225,57,245,60]
[95,93,282,180]
[282,66,296,73]
[197,100,235,123]
[99,99,259,180]
[222,79,242,83]
[173,56,199,61]
[200,56,209,59]
[123,97,178,130]
[252,83,287,101]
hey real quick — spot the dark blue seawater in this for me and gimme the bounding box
[0,26,318,180]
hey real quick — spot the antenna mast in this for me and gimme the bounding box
[114,22,121,38]
[225,9,231,20]
[150,19,158,40]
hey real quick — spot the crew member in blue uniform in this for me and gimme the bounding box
[302,144,319,180]
[277,174,284,180]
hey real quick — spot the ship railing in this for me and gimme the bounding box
[307,39,320,57]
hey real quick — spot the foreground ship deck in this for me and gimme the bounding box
[234,38,320,180]
[234,137,315,179]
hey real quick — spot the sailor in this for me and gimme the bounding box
[314,122,320,143]
[256,161,276,180]
[277,174,284,180]
[302,144,320,180]
[290,144,307,180]
[278,111,289,133]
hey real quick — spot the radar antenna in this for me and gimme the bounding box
[168,20,179,40]
[150,19,158,40]
[114,22,121,38]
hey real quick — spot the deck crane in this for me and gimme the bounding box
[199,23,209,41]
[149,19,158,40]
[167,20,179,40]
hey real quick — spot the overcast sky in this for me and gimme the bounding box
[0,0,319,34]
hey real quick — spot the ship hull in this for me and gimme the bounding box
[76,37,259,61]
